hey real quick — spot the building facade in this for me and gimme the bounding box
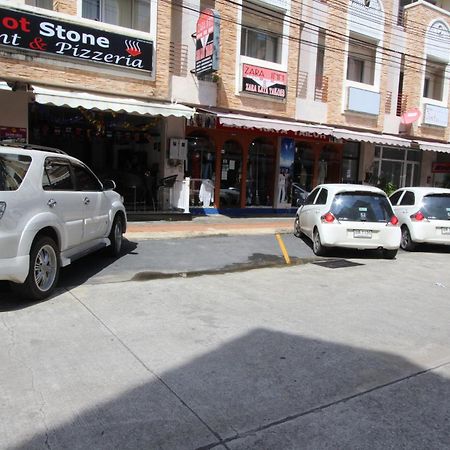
[2,0,450,214]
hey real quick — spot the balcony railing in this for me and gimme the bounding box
[297,71,328,102]
[396,93,408,117]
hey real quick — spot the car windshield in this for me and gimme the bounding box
[0,153,32,191]
[331,191,394,222]
[422,194,450,220]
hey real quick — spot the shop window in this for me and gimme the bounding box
[240,1,283,64]
[423,58,446,101]
[220,141,242,207]
[318,145,341,185]
[342,142,360,184]
[247,138,275,206]
[82,0,151,32]
[347,36,377,85]
[293,143,315,193]
[25,0,53,10]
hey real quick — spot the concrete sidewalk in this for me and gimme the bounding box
[125,215,294,240]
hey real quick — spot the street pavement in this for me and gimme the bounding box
[0,231,449,449]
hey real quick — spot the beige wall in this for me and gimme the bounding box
[0,90,29,130]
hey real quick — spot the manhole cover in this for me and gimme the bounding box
[313,259,364,269]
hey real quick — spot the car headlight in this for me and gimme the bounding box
[0,202,6,220]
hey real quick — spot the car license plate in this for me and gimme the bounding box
[353,229,372,239]
[441,227,450,235]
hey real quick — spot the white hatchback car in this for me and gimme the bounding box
[0,143,127,300]
[389,187,450,250]
[294,184,401,258]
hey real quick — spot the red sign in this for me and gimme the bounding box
[242,64,287,99]
[195,9,220,75]
[400,108,421,124]
[0,126,27,143]
[432,162,450,173]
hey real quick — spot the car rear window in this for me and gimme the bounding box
[422,194,450,220]
[0,153,32,191]
[331,191,394,222]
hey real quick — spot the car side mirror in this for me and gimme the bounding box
[103,179,116,191]
[296,197,305,207]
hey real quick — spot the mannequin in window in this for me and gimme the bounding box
[318,158,328,185]
[300,164,307,187]
[199,179,214,207]
[278,169,287,203]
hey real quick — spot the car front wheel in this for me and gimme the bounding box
[401,226,416,251]
[13,236,60,300]
[294,216,302,238]
[107,215,124,257]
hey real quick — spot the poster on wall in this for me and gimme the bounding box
[195,9,220,75]
[278,138,295,206]
[242,64,287,99]
[0,126,27,143]
[0,7,153,73]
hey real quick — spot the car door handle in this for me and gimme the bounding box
[84,197,90,205]
[47,199,57,208]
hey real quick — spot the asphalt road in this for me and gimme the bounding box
[1,236,450,449]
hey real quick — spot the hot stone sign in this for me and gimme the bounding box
[0,7,153,72]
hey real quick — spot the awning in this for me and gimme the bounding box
[32,86,194,118]
[332,128,411,148]
[415,140,450,153]
[216,112,334,136]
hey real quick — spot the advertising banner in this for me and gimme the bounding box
[242,64,287,99]
[0,126,27,143]
[278,138,295,206]
[0,7,153,72]
[195,9,220,75]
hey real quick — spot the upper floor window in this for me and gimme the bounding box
[240,1,283,64]
[82,0,151,33]
[346,36,376,85]
[423,58,446,101]
[25,0,53,10]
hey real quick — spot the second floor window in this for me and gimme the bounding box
[82,0,151,33]
[25,0,53,10]
[347,37,377,85]
[423,58,446,101]
[240,1,283,64]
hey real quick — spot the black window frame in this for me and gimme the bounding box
[315,188,328,205]
[304,188,320,205]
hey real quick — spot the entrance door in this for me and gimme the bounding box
[246,138,275,206]
[220,140,242,207]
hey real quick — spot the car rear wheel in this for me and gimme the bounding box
[400,226,416,251]
[383,249,398,259]
[12,236,60,300]
[313,229,326,256]
[294,216,302,238]
[107,215,124,257]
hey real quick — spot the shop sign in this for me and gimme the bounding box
[242,64,287,99]
[195,9,220,75]
[432,162,450,173]
[0,7,153,72]
[0,126,26,143]
[423,104,448,128]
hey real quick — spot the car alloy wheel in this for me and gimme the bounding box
[34,244,58,292]
[313,229,326,256]
[400,226,416,251]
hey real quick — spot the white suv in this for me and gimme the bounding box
[0,143,127,300]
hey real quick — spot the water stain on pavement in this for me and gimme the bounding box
[131,253,316,281]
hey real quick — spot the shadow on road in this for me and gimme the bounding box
[0,239,138,311]
[9,329,450,449]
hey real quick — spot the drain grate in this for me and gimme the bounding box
[313,259,364,269]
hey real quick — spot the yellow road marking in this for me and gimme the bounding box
[275,233,291,265]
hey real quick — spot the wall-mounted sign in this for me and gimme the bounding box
[432,162,450,173]
[400,107,421,124]
[0,7,153,72]
[242,64,287,99]
[423,104,448,128]
[195,9,220,75]
[347,87,380,115]
[0,126,27,143]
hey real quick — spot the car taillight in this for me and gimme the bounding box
[389,215,399,226]
[0,202,6,220]
[321,212,335,223]
[411,211,425,221]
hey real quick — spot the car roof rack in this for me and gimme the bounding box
[0,142,67,155]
